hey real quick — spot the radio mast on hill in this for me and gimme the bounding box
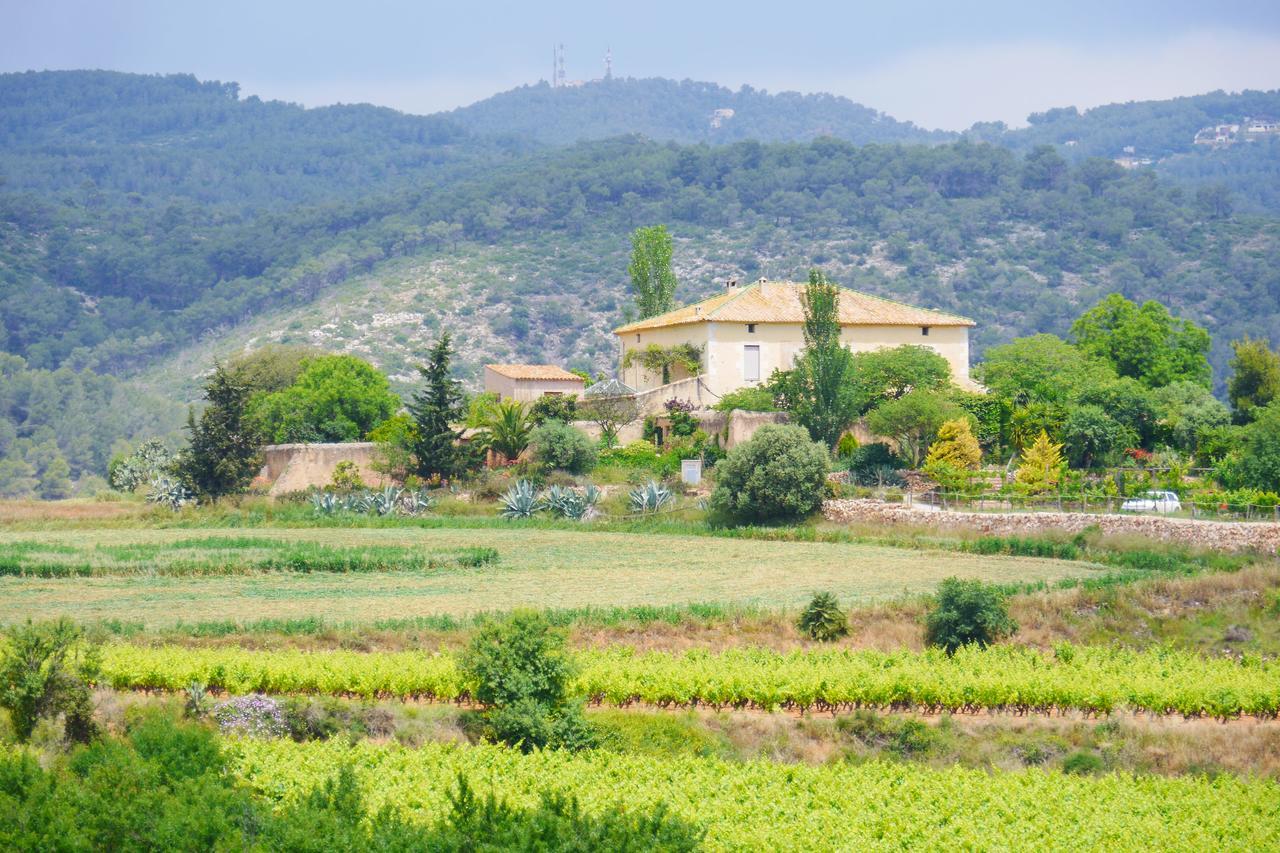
[552,44,567,88]
[604,46,613,80]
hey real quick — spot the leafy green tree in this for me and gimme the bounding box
[1070,294,1212,389]
[225,344,322,395]
[1239,402,1280,492]
[408,334,466,480]
[459,611,593,752]
[976,335,1114,406]
[866,390,964,467]
[175,363,261,499]
[1228,336,1280,424]
[924,578,1017,654]
[785,270,858,448]
[1021,145,1068,190]
[1075,377,1157,449]
[1060,404,1136,469]
[529,394,577,424]
[247,355,400,443]
[529,421,596,474]
[848,344,952,413]
[628,225,678,319]
[0,619,100,743]
[713,387,777,412]
[710,424,829,523]
[1151,381,1231,452]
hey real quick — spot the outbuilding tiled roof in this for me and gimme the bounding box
[484,364,585,382]
[614,279,974,334]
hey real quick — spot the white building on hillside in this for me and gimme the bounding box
[612,278,975,405]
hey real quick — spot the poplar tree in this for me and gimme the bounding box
[408,333,465,480]
[628,225,678,318]
[788,269,856,449]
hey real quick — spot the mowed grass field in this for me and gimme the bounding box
[0,526,1103,628]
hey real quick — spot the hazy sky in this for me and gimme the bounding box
[4,1,1280,130]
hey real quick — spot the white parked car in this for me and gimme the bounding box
[1121,490,1182,514]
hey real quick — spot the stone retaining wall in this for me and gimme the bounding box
[822,498,1280,554]
[256,443,384,496]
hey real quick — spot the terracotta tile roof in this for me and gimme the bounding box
[484,364,585,382]
[614,280,974,334]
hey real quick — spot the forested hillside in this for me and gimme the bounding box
[447,77,949,146]
[3,70,1280,488]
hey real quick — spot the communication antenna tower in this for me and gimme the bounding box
[556,43,567,88]
[604,46,613,80]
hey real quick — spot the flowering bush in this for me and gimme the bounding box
[212,694,286,738]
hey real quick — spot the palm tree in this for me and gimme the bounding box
[483,400,534,461]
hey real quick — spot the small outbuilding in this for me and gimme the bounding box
[483,364,585,402]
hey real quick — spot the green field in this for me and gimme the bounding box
[0,525,1100,628]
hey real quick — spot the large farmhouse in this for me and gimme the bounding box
[613,278,974,401]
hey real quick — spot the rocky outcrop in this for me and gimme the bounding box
[822,498,1280,554]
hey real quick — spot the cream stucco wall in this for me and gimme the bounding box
[620,321,970,400]
[483,368,584,402]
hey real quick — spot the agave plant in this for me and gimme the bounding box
[542,483,601,520]
[348,492,374,514]
[311,492,344,516]
[368,486,404,516]
[401,489,435,515]
[499,479,541,519]
[146,476,195,511]
[629,480,672,514]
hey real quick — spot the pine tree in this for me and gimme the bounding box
[408,333,466,480]
[628,225,678,319]
[175,362,261,499]
[1015,430,1065,493]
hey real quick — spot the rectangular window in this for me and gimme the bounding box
[747,323,756,333]
[921,326,930,336]
[744,345,761,382]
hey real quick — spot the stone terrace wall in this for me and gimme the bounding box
[257,443,384,497]
[822,498,1280,554]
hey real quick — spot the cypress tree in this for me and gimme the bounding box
[789,269,857,449]
[176,362,261,499]
[409,333,466,480]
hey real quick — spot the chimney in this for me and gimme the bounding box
[726,278,738,289]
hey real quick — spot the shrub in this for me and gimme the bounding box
[530,421,596,474]
[924,419,982,469]
[459,612,592,751]
[108,439,173,493]
[710,424,829,523]
[127,711,226,781]
[835,432,859,459]
[713,387,777,412]
[529,394,577,425]
[0,619,101,743]
[1062,750,1105,775]
[924,578,1018,654]
[1016,431,1065,493]
[846,442,904,485]
[329,461,363,492]
[797,592,849,642]
[598,440,660,469]
[212,695,287,738]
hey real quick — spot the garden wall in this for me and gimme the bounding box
[256,443,383,496]
[822,498,1280,554]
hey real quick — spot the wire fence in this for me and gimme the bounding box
[909,491,1280,523]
